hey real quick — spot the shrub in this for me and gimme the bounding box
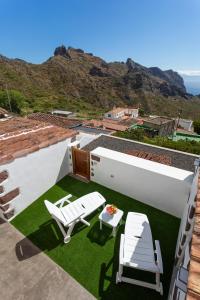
[193,120,200,134]
[0,90,27,114]
[115,128,200,155]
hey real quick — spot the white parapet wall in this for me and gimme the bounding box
[90,147,194,218]
[0,138,72,218]
[76,132,98,148]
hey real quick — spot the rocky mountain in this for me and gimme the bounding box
[0,46,200,118]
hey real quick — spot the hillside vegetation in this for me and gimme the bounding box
[0,46,200,119]
[115,129,200,155]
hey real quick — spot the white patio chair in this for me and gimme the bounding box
[44,191,106,243]
[116,212,163,295]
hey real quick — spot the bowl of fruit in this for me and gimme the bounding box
[106,204,118,215]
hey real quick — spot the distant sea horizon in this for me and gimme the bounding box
[180,74,200,96]
[185,85,200,95]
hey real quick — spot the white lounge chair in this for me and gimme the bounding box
[44,191,106,243]
[116,212,163,295]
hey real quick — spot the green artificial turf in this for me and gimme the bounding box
[11,176,180,300]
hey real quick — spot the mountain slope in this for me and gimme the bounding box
[0,46,200,119]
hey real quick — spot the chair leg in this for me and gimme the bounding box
[155,273,163,295]
[112,227,116,237]
[116,264,123,283]
[64,223,76,244]
[80,218,90,226]
[55,219,68,241]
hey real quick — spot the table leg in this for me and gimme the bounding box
[112,227,116,237]
[100,220,102,230]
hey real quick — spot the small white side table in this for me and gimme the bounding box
[99,205,124,237]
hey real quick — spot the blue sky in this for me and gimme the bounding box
[0,0,200,73]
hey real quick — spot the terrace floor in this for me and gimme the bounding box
[11,176,180,300]
[0,218,95,300]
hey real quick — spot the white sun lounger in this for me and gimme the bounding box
[44,191,106,243]
[116,212,163,295]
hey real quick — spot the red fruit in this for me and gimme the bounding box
[106,205,117,215]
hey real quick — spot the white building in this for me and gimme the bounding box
[0,117,76,220]
[0,119,200,299]
[51,109,73,118]
[176,118,193,132]
[104,107,139,120]
[90,147,193,218]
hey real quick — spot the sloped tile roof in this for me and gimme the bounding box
[125,149,172,165]
[28,113,82,128]
[187,173,200,299]
[85,119,128,131]
[144,116,174,125]
[83,135,198,172]
[0,117,76,165]
[0,107,8,115]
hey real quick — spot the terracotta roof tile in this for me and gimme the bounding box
[28,113,82,128]
[125,149,172,165]
[187,290,200,300]
[85,119,128,131]
[187,172,200,299]
[0,117,76,165]
[144,116,173,125]
[0,107,8,115]
[83,135,197,171]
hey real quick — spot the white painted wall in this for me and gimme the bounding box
[104,110,125,120]
[105,108,139,119]
[76,132,98,148]
[176,118,193,132]
[90,147,194,218]
[0,138,72,218]
[125,108,139,118]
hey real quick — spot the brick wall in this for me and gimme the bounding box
[0,170,8,184]
[0,170,20,220]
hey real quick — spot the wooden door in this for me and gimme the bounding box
[72,147,90,180]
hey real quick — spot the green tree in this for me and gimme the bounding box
[0,90,27,114]
[114,128,200,155]
[139,108,145,116]
[115,128,145,142]
[193,120,200,134]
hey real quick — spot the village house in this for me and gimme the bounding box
[0,117,200,300]
[0,117,76,220]
[142,116,175,137]
[104,107,139,120]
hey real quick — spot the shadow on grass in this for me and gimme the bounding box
[97,224,163,300]
[98,224,124,300]
[15,213,100,261]
[87,221,113,246]
[15,220,63,260]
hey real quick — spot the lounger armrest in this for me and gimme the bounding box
[97,192,106,204]
[155,240,163,274]
[66,213,85,226]
[55,194,73,207]
[119,234,125,265]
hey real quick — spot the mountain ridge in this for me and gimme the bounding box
[0,45,200,119]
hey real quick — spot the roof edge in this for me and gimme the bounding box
[187,170,200,298]
[100,134,199,158]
